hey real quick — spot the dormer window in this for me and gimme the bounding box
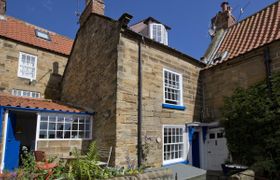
[35,29,51,41]
[149,23,168,45]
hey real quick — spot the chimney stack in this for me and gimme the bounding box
[0,0,6,16]
[210,1,236,36]
[80,0,105,26]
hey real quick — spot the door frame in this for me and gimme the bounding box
[1,110,9,172]
[1,110,39,172]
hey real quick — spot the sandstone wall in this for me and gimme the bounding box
[115,34,203,167]
[0,38,67,99]
[202,40,280,122]
[61,15,121,165]
[37,140,90,158]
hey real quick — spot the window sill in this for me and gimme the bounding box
[162,104,186,111]
[37,138,92,141]
[163,160,189,167]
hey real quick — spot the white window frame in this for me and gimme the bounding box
[12,89,41,98]
[35,29,51,41]
[149,23,168,45]
[17,52,38,80]
[162,125,187,165]
[37,113,92,141]
[163,68,183,106]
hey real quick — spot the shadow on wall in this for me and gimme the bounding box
[44,62,63,100]
[193,72,204,123]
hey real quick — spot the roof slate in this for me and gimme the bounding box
[0,16,73,56]
[0,94,86,113]
[216,1,280,61]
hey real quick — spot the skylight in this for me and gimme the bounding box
[35,29,51,41]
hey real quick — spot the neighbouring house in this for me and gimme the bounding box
[0,0,91,172]
[202,1,280,122]
[199,0,280,171]
[0,0,73,100]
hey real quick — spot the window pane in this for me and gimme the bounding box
[79,131,84,138]
[49,123,56,130]
[65,123,71,131]
[41,115,48,121]
[79,117,85,124]
[72,131,78,139]
[85,123,90,131]
[85,131,90,139]
[40,122,48,130]
[73,117,79,124]
[49,116,56,123]
[39,131,47,139]
[79,124,84,131]
[57,123,64,131]
[56,131,63,139]
[72,124,78,131]
[64,131,71,138]
[48,131,55,139]
[209,133,215,139]
[65,117,72,123]
[58,116,64,123]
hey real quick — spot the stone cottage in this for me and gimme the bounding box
[61,0,205,168]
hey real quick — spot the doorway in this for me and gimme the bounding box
[4,111,37,171]
[192,132,200,168]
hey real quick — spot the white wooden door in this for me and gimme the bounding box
[206,128,229,171]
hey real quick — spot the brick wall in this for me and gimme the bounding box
[0,38,67,100]
[115,34,203,167]
[201,40,280,122]
[80,0,105,26]
[61,14,121,165]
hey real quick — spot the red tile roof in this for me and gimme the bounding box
[217,1,280,61]
[0,94,86,113]
[0,16,73,56]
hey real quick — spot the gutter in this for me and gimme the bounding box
[264,46,273,98]
[0,106,94,115]
[137,37,144,167]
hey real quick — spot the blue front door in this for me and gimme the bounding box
[4,112,20,171]
[192,132,200,168]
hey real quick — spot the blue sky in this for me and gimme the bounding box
[7,0,276,59]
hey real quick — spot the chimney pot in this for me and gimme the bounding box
[0,0,6,16]
[221,2,229,12]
